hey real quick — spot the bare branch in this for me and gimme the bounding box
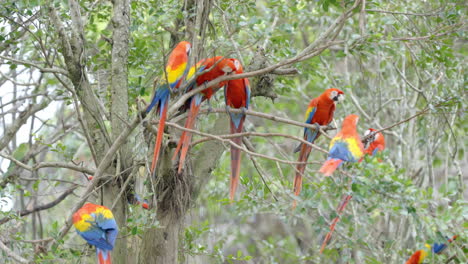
[0,55,68,75]
[0,186,77,225]
[0,239,29,264]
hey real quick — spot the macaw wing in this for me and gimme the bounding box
[303,105,318,142]
[328,141,351,162]
[77,228,114,250]
[166,61,188,90]
[244,78,251,109]
[184,64,207,93]
[432,242,447,254]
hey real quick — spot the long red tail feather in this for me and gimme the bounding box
[229,117,245,201]
[292,143,312,208]
[97,248,112,264]
[177,100,201,173]
[319,158,343,176]
[320,194,352,253]
[150,105,168,174]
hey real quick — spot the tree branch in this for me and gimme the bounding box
[0,239,29,264]
[0,185,77,225]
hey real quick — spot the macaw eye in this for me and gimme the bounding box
[331,91,337,97]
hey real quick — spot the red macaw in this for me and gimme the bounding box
[319,114,364,176]
[147,41,191,174]
[293,88,344,206]
[406,245,431,264]
[363,128,386,157]
[173,56,237,173]
[72,203,119,264]
[321,127,385,252]
[432,235,458,254]
[224,59,250,201]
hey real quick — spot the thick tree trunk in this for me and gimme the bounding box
[108,0,131,263]
[139,118,228,263]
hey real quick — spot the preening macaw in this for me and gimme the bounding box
[363,128,386,157]
[72,203,118,264]
[224,59,250,201]
[293,88,344,205]
[432,235,457,254]
[173,56,237,173]
[147,41,191,174]
[406,245,431,264]
[319,114,364,176]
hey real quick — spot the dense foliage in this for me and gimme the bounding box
[0,0,466,263]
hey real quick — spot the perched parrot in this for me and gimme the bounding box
[321,127,385,252]
[72,203,119,264]
[224,59,250,201]
[363,128,386,157]
[293,88,344,206]
[432,235,458,254]
[173,56,237,173]
[406,245,431,264]
[319,114,364,176]
[147,41,192,174]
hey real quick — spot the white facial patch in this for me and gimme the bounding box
[222,65,234,73]
[234,60,240,71]
[186,44,191,53]
[364,129,372,136]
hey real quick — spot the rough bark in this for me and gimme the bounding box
[107,0,131,262]
[139,118,228,263]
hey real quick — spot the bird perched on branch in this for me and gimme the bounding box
[146,41,191,174]
[362,128,386,158]
[319,114,364,176]
[293,88,344,207]
[320,126,385,252]
[73,203,118,264]
[173,56,237,173]
[224,59,250,201]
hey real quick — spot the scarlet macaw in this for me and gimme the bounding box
[173,56,237,173]
[363,128,386,157]
[319,114,364,176]
[406,245,431,264]
[224,59,250,201]
[72,203,118,264]
[293,88,345,205]
[147,41,191,174]
[321,127,385,252]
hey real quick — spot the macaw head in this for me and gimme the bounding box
[218,58,237,74]
[364,128,377,142]
[344,114,359,126]
[176,41,192,56]
[325,88,345,103]
[229,58,243,73]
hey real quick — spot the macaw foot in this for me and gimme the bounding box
[240,107,248,115]
[207,99,213,113]
[225,105,232,114]
[313,122,321,132]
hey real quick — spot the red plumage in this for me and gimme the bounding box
[293,88,344,208]
[224,59,250,201]
[174,57,237,173]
